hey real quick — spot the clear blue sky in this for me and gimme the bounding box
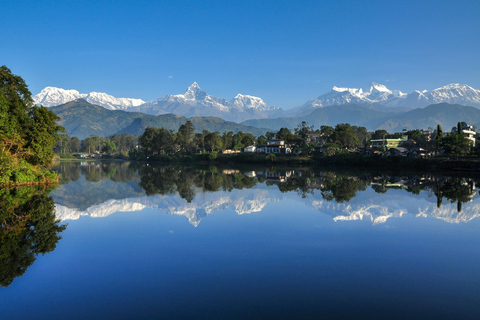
[2,0,479,109]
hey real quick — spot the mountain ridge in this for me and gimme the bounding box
[34,82,480,122]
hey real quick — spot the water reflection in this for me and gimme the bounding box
[51,162,480,225]
[0,186,67,287]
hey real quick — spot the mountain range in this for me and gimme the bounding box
[34,82,480,137]
[292,83,480,116]
[35,83,282,122]
[34,82,480,120]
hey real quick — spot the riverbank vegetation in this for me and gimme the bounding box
[0,66,64,185]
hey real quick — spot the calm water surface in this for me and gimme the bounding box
[1,162,480,319]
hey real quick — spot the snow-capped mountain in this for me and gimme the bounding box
[132,82,282,122]
[33,87,87,107]
[34,83,282,122]
[299,83,406,110]
[84,92,145,110]
[33,87,145,110]
[295,83,480,115]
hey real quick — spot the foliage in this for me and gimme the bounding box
[440,132,472,155]
[0,186,66,287]
[0,66,64,184]
[266,153,277,162]
[331,123,360,149]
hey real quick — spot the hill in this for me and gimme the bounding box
[242,103,480,132]
[51,100,268,139]
[242,104,396,131]
[375,103,480,132]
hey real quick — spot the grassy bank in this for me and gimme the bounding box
[0,158,58,187]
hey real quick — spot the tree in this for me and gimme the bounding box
[221,131,234,149]
[331,123,360,149]
[70,136,81,153]
[436,124,443,154]
[320,125,334,143]
[177,120,195,152]
[232,132,245,150]
[0,66,64,170]
[372,129,389,140]
[276,127,292,141]
[441,132,472,155]
[265,131,275,140]
[241,132,256,147]
[352,126,370,146]
[257,135,268,145]
[295,121,313,139]
[204,132,223,152]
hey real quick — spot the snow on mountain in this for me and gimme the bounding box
[231,94,270,111]
[33,87,87,107]
[299,82,407,111]
[296,82,480,115]
[33,87,145,110]
[133,83,282,122]
[34,82,480,120]
[429,83,480,105]
[85,92,145,110]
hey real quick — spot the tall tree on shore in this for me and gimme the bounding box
[0,65,64,169]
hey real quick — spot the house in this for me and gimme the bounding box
[370,136,408,149]
[255,145,266,153]
[305,133,323,144]
[244,145,256,152]
[265,140,291,154]
[462,124,476,147]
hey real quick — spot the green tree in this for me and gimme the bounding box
[69,136,81,153]
[320,125,335,143]
[204,132,223,152]
[436,124,443,154]
[257,135,268,145]
[371,129,389,140]
[232,132,245,150]
[241,132,256,147]
[221,131,234,149]
[1,66,64,173]
[331,123,360,149]
[177,120,195,152]
[441,132,472,155]
[294,121,313,139]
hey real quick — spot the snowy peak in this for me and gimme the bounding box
[34,87,87,107]
[33,87,145,110]
[429,83,480,105]
[85,92,145,110]
[302,82,480,111]
[231,94,268,110]
[183,82,207,100]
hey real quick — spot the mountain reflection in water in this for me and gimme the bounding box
[51,161,480,225]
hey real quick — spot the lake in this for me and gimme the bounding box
[1,161,480,319]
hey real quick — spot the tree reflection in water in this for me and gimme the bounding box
[0,186,67,287]
[53,162,480,214]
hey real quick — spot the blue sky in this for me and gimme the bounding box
[2,0,479,109]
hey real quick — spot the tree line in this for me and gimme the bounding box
[54,133,138,155]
